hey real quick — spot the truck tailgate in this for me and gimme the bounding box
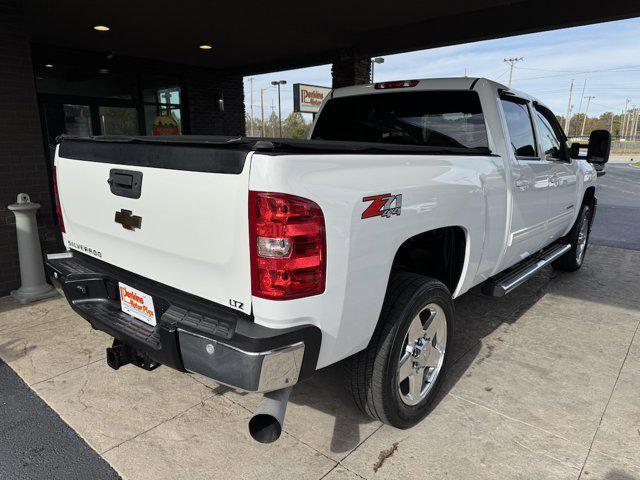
[55,139,252,313]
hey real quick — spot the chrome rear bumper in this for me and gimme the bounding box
[179,329,305,392]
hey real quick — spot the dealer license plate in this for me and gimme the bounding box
[118,282,157,326]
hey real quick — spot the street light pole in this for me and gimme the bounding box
[260,88,265,137]
[564,79,574,134]
[249,77,254,136]
[371,57,384,83]
[621,98,631,139]
[271,80,287,137]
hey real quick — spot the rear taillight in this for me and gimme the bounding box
[374,80,419,89]
[52,166,65,233]
[249,191,326,300]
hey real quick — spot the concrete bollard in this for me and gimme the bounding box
[8,193,58,303]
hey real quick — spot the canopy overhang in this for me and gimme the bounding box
[24,0,640,74]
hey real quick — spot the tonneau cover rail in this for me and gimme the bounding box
[58,134,494,157]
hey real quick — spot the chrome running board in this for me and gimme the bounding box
[482,243,571,297]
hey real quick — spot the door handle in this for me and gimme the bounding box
[109,173,133,189]
[515,179,530,191]
[108,169,143,199]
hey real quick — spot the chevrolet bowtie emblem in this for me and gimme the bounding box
[115,209,142,231]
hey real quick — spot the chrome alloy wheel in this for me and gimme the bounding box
[397,303,447,406]
[576,213,589,265]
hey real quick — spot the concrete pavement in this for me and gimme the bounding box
[1,243,639,479]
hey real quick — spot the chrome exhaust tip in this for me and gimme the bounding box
[248,387,292,443]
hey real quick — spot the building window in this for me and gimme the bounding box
[62,104,93,136]
[99,106,139,135]
[142,76,183,135]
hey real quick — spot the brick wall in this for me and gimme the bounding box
[0,1,58,296]
[188,72,245,136]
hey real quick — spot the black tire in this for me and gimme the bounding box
[345,273,454,428]
[552,204,592,272]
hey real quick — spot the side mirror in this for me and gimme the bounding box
[586,130,611,164]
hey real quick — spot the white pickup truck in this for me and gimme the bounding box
[46,77,610,443]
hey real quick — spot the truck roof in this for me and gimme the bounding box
[330,77,544,107]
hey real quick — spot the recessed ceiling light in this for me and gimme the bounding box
[98,68,110,74]
[199,44,213,50]
[94,25,110,32]
[45,63,54,68]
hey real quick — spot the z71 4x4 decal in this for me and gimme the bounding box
[361,193,403,219]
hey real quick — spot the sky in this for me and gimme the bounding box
[244,17,640,122]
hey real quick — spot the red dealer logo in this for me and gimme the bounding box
[361,194,403,219]
[300,88,325,106]
[120,286,155,317]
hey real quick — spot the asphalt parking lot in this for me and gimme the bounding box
[1,161,639,480]
[590,161,640,251]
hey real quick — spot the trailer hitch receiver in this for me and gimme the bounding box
[106,339,161,371]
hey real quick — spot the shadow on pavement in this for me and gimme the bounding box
[284,243,639,455]
[284,266,558,454]
[0,338,37,362]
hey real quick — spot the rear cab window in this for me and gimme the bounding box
[500,97,538,159]
[533,105,568,161]
[311,90,490,152]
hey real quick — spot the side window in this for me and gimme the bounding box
[534,108,563,160]
[500,98,537,158]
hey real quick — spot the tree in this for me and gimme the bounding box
[283,112,311,139]
[244,111,312,139]
[265,112,279,137]
[557,112,624,138]
[244,112,278,137]
[245,115,261,137]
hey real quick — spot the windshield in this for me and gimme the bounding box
[311,90,489,151]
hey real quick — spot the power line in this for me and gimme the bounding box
[525,87,569,92]
[514,66,584,73]
[482,66,508,79]
[512,65,640,82]
[569,87,640,91]
[493,68,510,81]
[591,100,628,110]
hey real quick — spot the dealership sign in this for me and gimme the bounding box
[293,83,331,114]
